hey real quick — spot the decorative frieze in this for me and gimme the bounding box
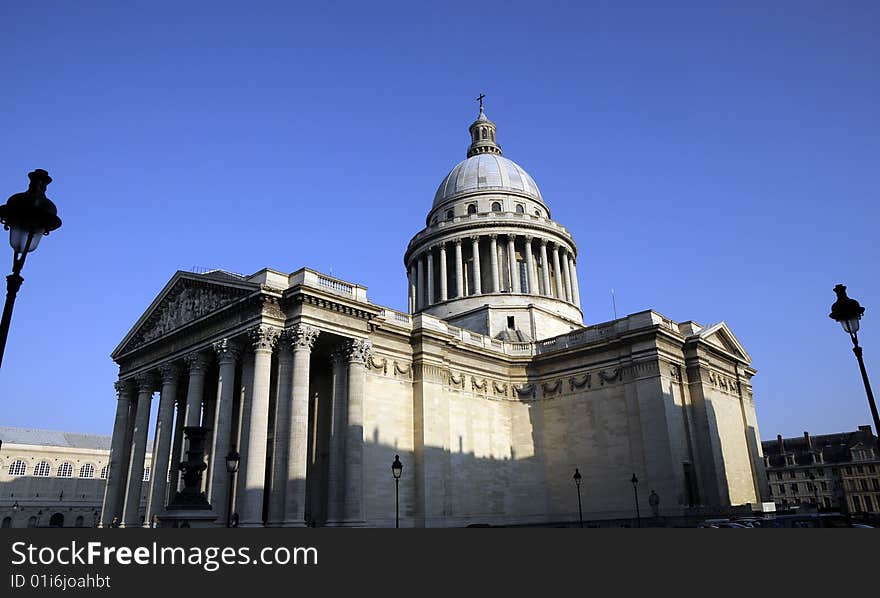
[393,361,412,378]
[541,379,562,396]
[367,354,388,375]
[569,374,591,391]
[471,378,488,392]
[598,368,620,385]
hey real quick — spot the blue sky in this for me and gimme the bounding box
[0,1,878,440]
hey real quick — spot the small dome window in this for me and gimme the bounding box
[491,202,502,212]
[446,209,454,220]
[534,209,542,217]
[515,204,525,214]
[467,204,477,215]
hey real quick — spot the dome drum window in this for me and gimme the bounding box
[491,202,502,212]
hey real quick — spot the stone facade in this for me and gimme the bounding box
[103,108,766,527]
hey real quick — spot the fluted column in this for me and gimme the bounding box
[342,338,371,525]
[266,340,293,526]
[524,236,537,294]
[489,234,500,293]
[208,339,240,526]
[239,325,280,527]
[325,346,348,525]
[122,374,155,527]
[539,239,551,297]
[426,249,435,306]
[234,351,255,518]
[552,244,564,299]
[561,247,573,302]
[169,396,186,494]
[416,255,425,310]
[284,324,320,527]
[569,255,581,307]
[408,264,416,314]
[100,380,134,526]
[454,239,464,298]
[470,236,482,295]
[145,364,179,525]
[507,235,520,292]
[439,243,448,301]
[183,353,209,428]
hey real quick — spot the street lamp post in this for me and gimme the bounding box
[630,473,641,528]
[0,169,62,368]
[573,468,583,528]
[225,446,240,528]
[829,284,880,454]
[391,455,403,528]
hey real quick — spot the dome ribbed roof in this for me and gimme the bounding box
[432,154,544,208]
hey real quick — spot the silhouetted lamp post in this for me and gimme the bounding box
[573,468,583,528]
[630,473,641,528]
[829,284,880,453]
[225,446,240,528]
[0,169,62,368]
[391,454,403,528]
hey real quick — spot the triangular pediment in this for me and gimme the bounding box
[696,321,752,362]
[112,272,259,358]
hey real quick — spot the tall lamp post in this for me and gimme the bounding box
[829,284,880,454]
[391,455,403,528]
[225,446,240,528]
[573,468,583,528]
[0,169,62,368]
[630,473,641,528]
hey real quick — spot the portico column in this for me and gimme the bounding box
[507,235,520,292]
[439,243,448,301]
[234,351,255,517]
[145,364,179,525]
[562,247,573,302]
[524,236,537,295]
[470,236,482,295]
[569,255,581,307]
[100,380,134,526]
[325,346,348,524]
[416,255,425,310]
[183,353,209,428]
[122,374,155,527]
[266,340,293,526]
[454,239,464,298]
[342,338,371,525]
[552,244,564,299]
[209,339,240,526]
[539,239,552,297]
[426,249,434,306]
[489,234,500,293]
[284,324,320,527]
[239,324,280,527]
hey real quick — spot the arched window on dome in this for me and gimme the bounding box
[79,463,95,479]
[467,204,477,215]
[534,209,542,217]
[34,461,51,477]
[446,209,454,221]
[491,202,502,212]
[481,128,487,140]
[515,204,525,214]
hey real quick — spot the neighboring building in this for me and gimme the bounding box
[104,106,767,528]
[0,427,152,528]
[761,426,880,517]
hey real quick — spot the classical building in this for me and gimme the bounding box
[103,106,767,527]
[762,426,880,517]
[0,426,151,528]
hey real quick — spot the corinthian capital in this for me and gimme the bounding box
[184,352,210,373]
[114,379,133,397]
[212,338,241,364]
[248,324,281,352]
[345,338,372,364]
[288,323,320,352]
[135,373,158,394]
[157,363,181,385]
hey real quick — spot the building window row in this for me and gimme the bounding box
[5,459,108,478]
[440,202,544,222]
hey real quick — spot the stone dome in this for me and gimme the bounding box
[432,153,545,208]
